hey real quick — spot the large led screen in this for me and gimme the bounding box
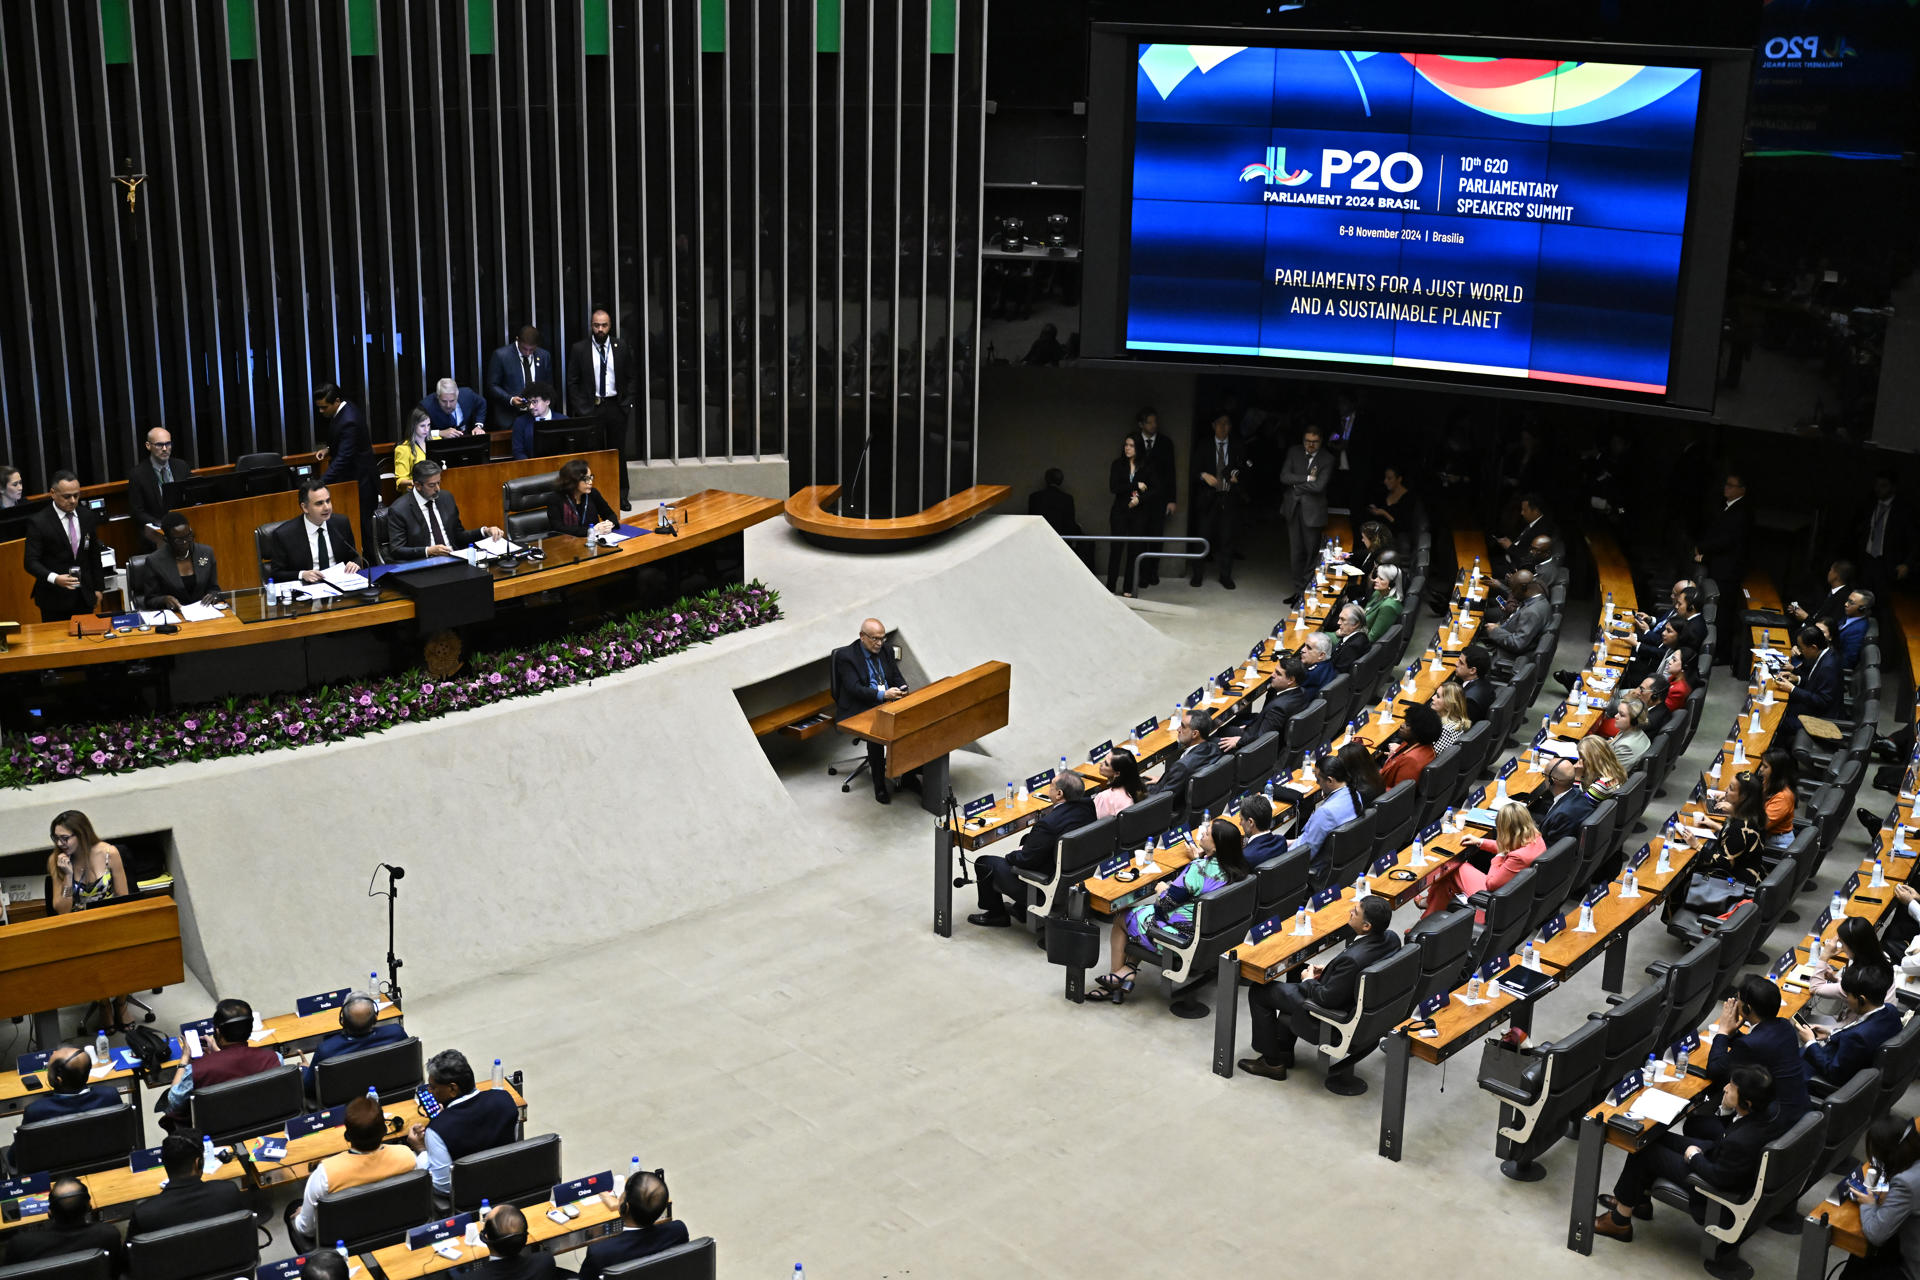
[1124,44,1707,396]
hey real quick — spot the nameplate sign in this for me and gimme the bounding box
[296,989,352,1017]
[1309,885,1342,911]
[1024,769,1055,794]
[406,1213,477,1252]
[552,1171,614,1207]
[129,1146,167,1174]
[1088,740,1112,763]
[1249,915,1285,944]
[962,795,995,820]
[1135,716,1161,741]
[0,1172,49,1199]
[286,1105,348,1139]
[1184,687,1205,708]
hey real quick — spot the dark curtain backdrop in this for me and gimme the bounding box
[0,0,986,517]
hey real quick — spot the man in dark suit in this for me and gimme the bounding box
[302,990,407,1098]
[126,426,193,547]
[1482,570,1548,679]
[127,1133,248,1236]
[486,325,555,431]
[1455,644,1496,723]
[418,378,487,435]
[1532,758,1597,844]
[21,1047,119,1126]
[1858,472,1914,599]
[1190,411,1248,589]
[1593,1064,1781,1244]
[476,1203,576,1280]
[1134,407,1177,587]
[1704,975,1811,1121]
[1329,603,1371,674]
[1151,709,1224,806]
[1787,559,1853,637]
[1299,633,1337,692]
[1695,472,1754,667]
[1222,656,1311,748]
[23,471,104,622]
[577,1171,688,1280]
[313,383,377,549]
[1280,427,1334,604]
[1025,469,1082,544]
[1240,794,1287,866]
[510,382,565,462]
[385,461,503,561]
[269,482,362,583]
[1238,894,1400,1091]
[1798,963,1900,1088]
[566,309,637,507]
[4,1178,126,1274]
[1492,493,1556,574]
[832,618,915,805]
[967,771,1097,927]
[1834,589,1872,669]
[1780,625,1841,742]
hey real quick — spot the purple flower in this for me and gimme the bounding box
[90,750,108,765]
[421,683,435,696]
[183,719,199,730]
[488,672,504,685]
[29,735,45,746]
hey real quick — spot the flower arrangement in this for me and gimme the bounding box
[3,582,780,788]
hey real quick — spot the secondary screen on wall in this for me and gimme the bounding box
[1126,44,1705,396]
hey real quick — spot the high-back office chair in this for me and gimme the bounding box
[309,1169,434,1253]
[126,1209,260,1280]
[449,1133,563,1211]
[501,475,555,542]
[8,1101,143,1177]
[254,519,290,584]
[598,1238,718,1280]
[313,1036,425,1106]
[0,1250,114,1280]
[189,1064,305,1145]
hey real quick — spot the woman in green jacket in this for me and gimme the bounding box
[1363,563,1404,641]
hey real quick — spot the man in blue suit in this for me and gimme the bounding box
[577,1170,689,1280]
[1706,974,1811,1121]
[1834,589,1871,668]
[314,383,378,549]
[417,378,487,435]
[485,326,554,430]
[303,990,407,1099]
[1799,963,1902,1088]
[22,1047,120,1124]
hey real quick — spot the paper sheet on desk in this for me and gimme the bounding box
[138,610,181,626]
[285,581,340,600]
[319,564,369,590]
[179,602,225,623]
[1626,1089,1689,1126]
[469,536,523,557]
[1535,738,1579,759]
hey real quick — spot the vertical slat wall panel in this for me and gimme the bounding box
[0,0,984,511]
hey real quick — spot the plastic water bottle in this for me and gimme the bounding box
[1352,873,1369,899]
[1645,1051,1659,1085]
[1604,592,1613,626]
[1832,887,1849,920]
[1004,782,1015,809]
[1623,867,1639,898]
[467,1201,487,1245]
[1059,755,1069,781]
[264,573,276,610]
[795,1266,805,1280]
[1808,934,1824,967]
[94,1027,109,1067]
[630,1155,642,1187]
[1410,839,1426,867]
[335,1241,349,1262]
[1873,859,1888,888]
[1896,825,1910,854]
[1523,940,1538,970]
[1465,972,1483,1001]
[202,1131,219,1173]
[656,501,669,531]
[490,1058,504,1088]
[1471,555,1481,582]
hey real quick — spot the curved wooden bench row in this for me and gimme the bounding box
[1585,527,1637,614]
[783,483,1011,550]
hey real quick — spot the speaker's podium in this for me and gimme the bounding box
[835,660,1010,815]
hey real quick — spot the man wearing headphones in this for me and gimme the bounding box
[163,998,283,1126]
[291,1095,422,1247]
[478,1203,574,1280]
[303,990,406,1098]
[403,1049,521,1194]
[22,1046,119,1124]
[128,1133,248,1235]
[577,1170,688,1280]
[4,1177,127,1272]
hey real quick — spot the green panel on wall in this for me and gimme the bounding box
[701,0,726,53]
[227,0,257,60]
[584,0,610,56]
[930,0,955,54]
[101,0,132,65]
[348,0,378,55]
[817,0,839,53]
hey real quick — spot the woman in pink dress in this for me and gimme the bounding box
[1421,801,1546,918]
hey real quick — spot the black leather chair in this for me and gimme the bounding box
[1180,754,1236,826]
[126,1208,259,1280]
[1113,791,1175,852]
[1592,978,1667,1100]
[449,1133,563,1211]
[1650,933,1724,1050]
[236,451,283,472]
[1404,905,1475,1005]
[190,1064,305,1144]
[1794,1067,1880,1209]
[1518,837,1579,935]
[1231,731,1280,798]
[1368,779,1418,862]
[1573,797,1623,890]
[1452,720,1494,781]
[1251,847,1311,919]
[1465,866,1538,975]
[1318,673,1355,731]
[1411,742,1463,831]
[1646,1110,1825,1280]
[314,1036,426,1106]
[1656,901,1761,1003]
[501,475,555,542]
[597,1238,718,1280]
[0,1250,113,1280]
[1133,876,1258,1018]
[1019,814,1117,922]
[1313,806,1381,891]
[311,1168,435,1253]
[253,519,288,584]
[8,1101,143,1176]
[1305,941,1423,1096]
[1478,1014,1609,1182]
[1280,697,1330,772]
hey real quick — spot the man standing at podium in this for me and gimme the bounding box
[833,617,918,805]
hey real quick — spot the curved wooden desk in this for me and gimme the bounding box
[783,483,1010,550]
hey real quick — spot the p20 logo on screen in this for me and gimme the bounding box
[1241,146,1423,194]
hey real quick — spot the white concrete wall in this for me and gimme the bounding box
[0,516,1183,1007]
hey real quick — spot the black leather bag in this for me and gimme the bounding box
[1045,916,1100,969]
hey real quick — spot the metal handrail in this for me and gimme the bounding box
[1058,533,1210,577]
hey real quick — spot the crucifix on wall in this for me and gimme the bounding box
[113,156,147,232]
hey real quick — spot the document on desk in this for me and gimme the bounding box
[469,536,522,557]
[1535,738,1580,759]
[138,610,182,626]
[285,581,340,600]
[1626,1088,1689,1126]
[319,564,370,591]
[179,602,226,623]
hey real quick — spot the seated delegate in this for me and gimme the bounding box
[476,1203,575,1280]
[131,512,221,613]
[21,1046,118,1124]
[1844,1113,1920,1277]
[2,1178,127,1274]
[1704,976,1811,1122]
[545,457,618,537]
[1151,709,1224,808]
[128,1132,249,1236]
[418,377,487,435]
[1237,893,1401,1092]
[1092,747,1147,820]
[268,482,362,584]
[1093,817,1252,1002]
[291,1094,422,1247]
[385,459,503,560]
[403,1047,522,1193]
[967,772,1097,928]
[1419,800,1545,919]
[510,380,564,460]
[577,1169,689,1280]
[1798,964,1902,1088]
[303,989,407,1097]
[163,998,284,1127]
